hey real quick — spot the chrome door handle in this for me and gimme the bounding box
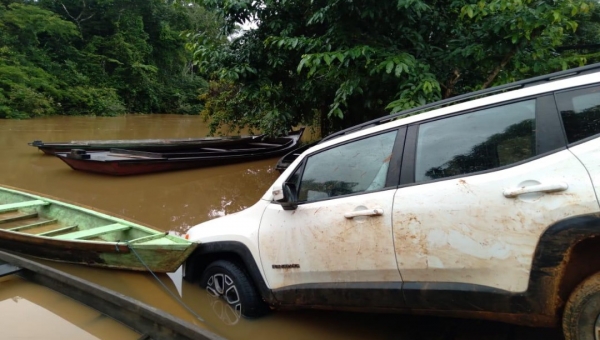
[344,208,384,219]
[503,182,568,198]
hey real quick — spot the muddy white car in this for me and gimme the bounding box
[184,63,600,340]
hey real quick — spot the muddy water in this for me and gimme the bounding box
[0,115,562,340]
[0,275,140,339]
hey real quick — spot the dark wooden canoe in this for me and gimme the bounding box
[0,185,197,272]
[55,128,305,176]
[0,252,223,340]
[275,140,320,173]
[29,135,263,155]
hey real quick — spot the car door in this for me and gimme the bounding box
[392,96,600,296]
[554,84,600,200]
[258,129,405,308]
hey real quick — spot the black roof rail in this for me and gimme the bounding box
[320,62,600,143]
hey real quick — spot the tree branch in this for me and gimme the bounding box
[482,30,541,89]
[60,0,95,39]
[444,68,461,98]
[481,48,516,89]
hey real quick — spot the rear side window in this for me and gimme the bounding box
[414,100,536,182]
[555,86,600,144]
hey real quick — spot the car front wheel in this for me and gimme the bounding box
[200,260,269,318]
[563,272,600,340]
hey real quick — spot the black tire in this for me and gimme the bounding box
[563,272,600,340]
[199,260,269,318]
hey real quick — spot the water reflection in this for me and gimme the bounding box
[206,166,277,220]
[206,290,242,326]
[0,275,139,339]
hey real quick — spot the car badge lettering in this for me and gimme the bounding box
[272,264,300,269]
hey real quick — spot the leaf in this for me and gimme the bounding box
[385,60,394,74]
[467,6,474,18]
[580,2,589,13]
[329,107,343,118]
[552,11,561,22]
[394,63,403,77]
[297,58,308,73]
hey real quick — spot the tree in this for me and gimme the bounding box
[191,0,599,137]
[0,3,79,118]
[1,0,222,118]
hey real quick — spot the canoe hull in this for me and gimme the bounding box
[275,141,319,173]
[60,151,291,176]
[56,128,305,176]
[0,185,197,273]
[0,230,196,272]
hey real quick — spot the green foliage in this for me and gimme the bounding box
[0,46,61,118]
[60,86,125,116]
[0,0,220,119]
[0,84,55,118]
[192,0,599,136]
[199,79,294,136]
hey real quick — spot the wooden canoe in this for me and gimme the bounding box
[29,135,263,155]
[275,140,320,173]
[0,185,197,272]
[55,128,305,176]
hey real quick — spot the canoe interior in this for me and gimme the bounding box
[30,135,264,154]
[0,186,196,272]
[275,141,320,173]
[0,199,174,244]
[31,136,253,146]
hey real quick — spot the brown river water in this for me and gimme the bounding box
[0,115,562,339]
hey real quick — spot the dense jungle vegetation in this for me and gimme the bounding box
[0,0,221,118]
[1,0,600,137]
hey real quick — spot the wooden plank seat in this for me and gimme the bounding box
[247,142,282,147]
[37,225,78,237]
[0,200,49,213]
[55,223,130,240]
[0,212,38,224]
[128,233,168,244]
[200,148,228,152]
[7,219,58,232]
[108,149,164,158]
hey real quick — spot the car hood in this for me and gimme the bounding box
[185,200,268,244]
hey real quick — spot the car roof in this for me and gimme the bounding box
[314,65,600,152]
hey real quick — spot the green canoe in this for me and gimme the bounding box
[0,185,197,273]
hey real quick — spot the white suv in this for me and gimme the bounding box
[185,63,600,340]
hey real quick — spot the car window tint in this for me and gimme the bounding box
[297,131,397,202]
[415,100,536,182]
[555,86,600,144]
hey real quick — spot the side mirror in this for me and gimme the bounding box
[276,183,298,211]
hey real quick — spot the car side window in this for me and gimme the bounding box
[414,99,536,182]
[555,85,600,144]
[295,131,398,202]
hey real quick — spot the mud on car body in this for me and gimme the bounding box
[184,63,600,340]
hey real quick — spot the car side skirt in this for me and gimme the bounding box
[272,281,557,326]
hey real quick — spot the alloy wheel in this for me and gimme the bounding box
[205,273,242,316]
